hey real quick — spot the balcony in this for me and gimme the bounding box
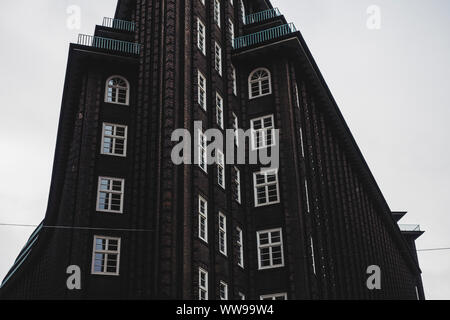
[102,17,135,32]
[233,23,297,50]
[77,34,141,55]
[399,224,421,232]
[244,8,281,25]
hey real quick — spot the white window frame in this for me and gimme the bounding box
[300,127,305,157]
[219,281,228,300]
[253,169,280,207]
[197,18,206,55]
[311,236,317,275]
[250,115,275,150]
[219,212,227,256]
[217,149,225,189]
[257,228,285,270]
[229,19,235,46]
[294,83,300,108]
[214,0,221,28]
[305,179,311,213]
[248,68,272,99]
[105,76,130,106]
[198,70,207,110]
[260,293,288,300]
[199,268,209,300]
[240,0,246,23]
[198,129,208,172]
[237,226,244,268]
[231,65,237,96]
[96,177,125,214]
[234,166,241,204]
[198,196,208,243]
[101,123,128,157]
[216,93,224,129]
[91,236,121,276]
[214,42,223,76]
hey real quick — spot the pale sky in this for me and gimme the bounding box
[0,0,449,299]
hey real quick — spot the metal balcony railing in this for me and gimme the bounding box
[102,17,135,32]
[233,23,297,49]
[399,224,421,232]
[77,34,141,55]
[244,8,281,25]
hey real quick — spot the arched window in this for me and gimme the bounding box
[105,76,130,105]
[249,68,272,99]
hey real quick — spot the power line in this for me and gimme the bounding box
[417,247,450,252]
[0,223,153,233]
[0,222,449,252]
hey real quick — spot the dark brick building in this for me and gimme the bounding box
[0,0,424,300]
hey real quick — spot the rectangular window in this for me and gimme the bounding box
[240,0,246,23]
[250,115,275,150]
[91,236,121,275]
[300,128,305,158]
[216,93,224,129]
[219,281,228,300]
[219,212,227,255]
[198,196,208,243]
[215,42,222,76]
[253,169,280,207]
[305,179,311,213]
[97,177,125,213]
[101,123,127,157]
[199,268,208,300]
[217,149,225,189]
[311,236,316,275]
[229,19,235,46]
[214,0,221,28]
[198,71,207,110]
[234,166,241,204]
[260,293,288,300]
[197,18,206,55]
[236,227,244,268]
[294,83,300,108]
[231,65,237,96]
[232,113,239,146]
[257,228,284,270]
[198,129,208,173]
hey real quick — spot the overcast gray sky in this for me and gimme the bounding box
[0,0,449,299]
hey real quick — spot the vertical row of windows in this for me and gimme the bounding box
[91,76,133,275]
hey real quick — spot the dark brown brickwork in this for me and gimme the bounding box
[0,0,424,300]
